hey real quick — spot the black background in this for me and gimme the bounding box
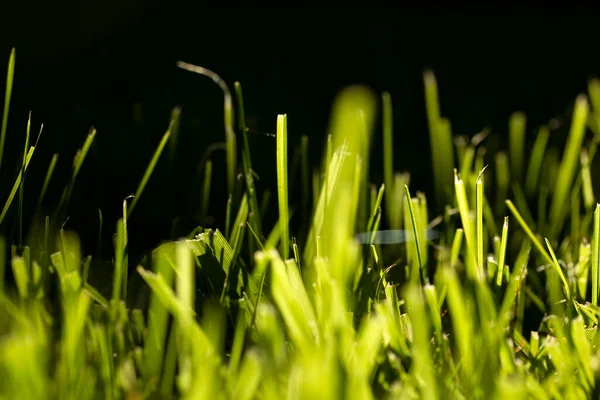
[1,4,599,258]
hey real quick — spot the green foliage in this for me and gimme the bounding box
[2,55,600,400]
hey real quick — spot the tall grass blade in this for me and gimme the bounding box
[509,111,526,183]
[276,114,290,260]
[129,126,171,215]
[549,95,589,238]
[0,147,35,226]
[177,61,237,197]
[424,71,454,207]
[0,48,15,176]
[592,204,600,305]
[525,126,550,197]
[36,153,58,209]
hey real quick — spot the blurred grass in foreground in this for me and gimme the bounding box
[2,49,600,399]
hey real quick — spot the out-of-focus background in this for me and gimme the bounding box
[0,3,599,256]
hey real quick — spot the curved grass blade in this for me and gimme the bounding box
[177,61,237,197]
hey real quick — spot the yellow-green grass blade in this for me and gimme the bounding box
[36,153,58,209]
[129,125,171,216]
[276,114,290,260]
[235,82,263,239]
[524,126,550,197]
[509,111,526,183]
[18,113,32,246]
[549,95,589,238]
[424,70,454,208]
[0,147,35,226]
[0,48,15,176]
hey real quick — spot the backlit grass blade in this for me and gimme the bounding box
[525,126,550,197]
[495,152,509,212]
[276,114,290,260]
[177,61,237,197]
[36,153,58,208]
[454,170,477,269]
[424,71,454,207]
[55,128,96,217]
[476,169,485,276]
[496,217,508,287]
[112,219,126,304]
[509,111,526,183]
[549,95,589,238]
[592,204,600,305]
[300,135,310,224]
[544,238,571,299]
[229,194,248,245]
[143,243,176,384]
[128,125,171,216]
[580,150,595,210]
[0,147,35,226]
[382,92,397,228]
[200,159,212,223]
[0,236,4,292]
[443,266,473,381]
[505,200,553,266]
[404,185,424,283]
[18,113,32,245]
[405,284,438,400]
[367,184,385,234]
[0,48,15,176]
[235,82,263,238]
[450,228,463,269]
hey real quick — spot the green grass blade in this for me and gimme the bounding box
[0,147,35,226]
[143,243,176,384]
[496,217,509,287]
[544,237,571,299]
[592,204,600,305]
[276,114,290,260]
[476,169,485,276]
[525,126,550,197]
[424,71,454,207]
[505,199,553,266]
[0,236,4,293]
[229,194,248,245]
[36,153,58,209]
[382,92,397,228]
[495,152,510,212]
[235,82,262,238]
[177,61,236,197]
[549,95,589,238]
[404,185,424,283]
[367,184,385,234]
[509,111,526,183]
[18,113,32,245]
[128,126,171,216]
[200,159,212,224]
[0,48,15,176]
[454,170,477,269]
[581,150,595,210]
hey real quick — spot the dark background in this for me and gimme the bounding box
[0,3,599,258]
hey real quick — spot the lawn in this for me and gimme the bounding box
[1,48,600,399]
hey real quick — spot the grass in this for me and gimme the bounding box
[2,49,600,399]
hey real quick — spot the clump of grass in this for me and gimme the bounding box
[3,50,600,400]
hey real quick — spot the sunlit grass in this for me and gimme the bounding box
[2,52,600,400]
